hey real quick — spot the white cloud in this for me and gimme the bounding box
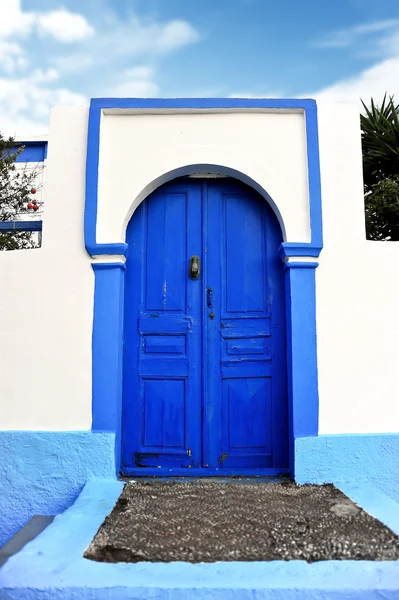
[124,67,154,80]
[0,0,94,112]
[306,57,399,106]
[154,20,200,53]
[0,0,94,43]
[0,70,87,136]
[52,53,94,74]
[0,41,27,74]
[105,66,159,98]
[36,9,95,43]
[374,27,399,59]
[313,18,399,49]
[233,20,399,108]
[0,0,35,38]
[90,14,200,61]
[111,79,159,98]
[353,19,399,36]
[229,91,283,98]
[49,14,200,77]
[0,3,200,135]
[33,68,59,84]
[307,20,399,106]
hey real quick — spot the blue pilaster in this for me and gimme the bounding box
[284,261,319,475]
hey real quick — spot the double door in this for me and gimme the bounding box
[122,178,288,475]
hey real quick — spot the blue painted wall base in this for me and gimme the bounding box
[295,433,399,502]
[0,431,116,547]
[1,431,398,552]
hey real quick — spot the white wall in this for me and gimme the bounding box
[97,110,310,245]
[317,103,399,433]
[0,107,93,430]
[1,101,398,435]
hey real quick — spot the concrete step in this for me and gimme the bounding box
[0,515,54,567]
[0,480,398,599]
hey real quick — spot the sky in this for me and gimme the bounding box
[1,0,399,136]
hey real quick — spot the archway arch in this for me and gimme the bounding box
[121,163,287,244]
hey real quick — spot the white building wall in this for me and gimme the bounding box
[97,111,310,244]
[0,102,398,434]
[317,103,399,433]
[0,107,93,430]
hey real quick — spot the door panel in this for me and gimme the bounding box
[122,181,202,470]
[225,378,272,449]
[224,193,266,313]
[142,379,186,447]
[122,177,288,475]
[206,181,286,470]
[145,192,187,311]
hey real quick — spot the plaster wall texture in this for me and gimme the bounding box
[0,431,116,547]
[316,103,399,434]
[96,110,311,244]
[0,107,93,431]
[295,434,399,503]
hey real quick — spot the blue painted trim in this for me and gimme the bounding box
[92,97,317,109]
[91,263,125,475]
[92,262,126,271]
[285,263,319,456]
[279,242,322,259]
[303,101,323,250]
[0,221,42,232]
[84,100,128,257]
[13,142,47,163]
[1,480,398,599]
[91,262,125,434]
[338,482,399,535]
[84,97,323,259]
[285,261,319,269]
[86,97,324,468]
[122,467,290,478]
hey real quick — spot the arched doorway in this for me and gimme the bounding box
[121,177,288,476]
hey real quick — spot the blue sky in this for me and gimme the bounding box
[1,0,399,134]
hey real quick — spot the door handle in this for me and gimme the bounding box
[207,287,213,308]
[189,256,200,280]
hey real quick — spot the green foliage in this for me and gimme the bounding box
[365,176,399,241]
[0,131,41,250]
[0,231,38,251]
[361,95,399,240]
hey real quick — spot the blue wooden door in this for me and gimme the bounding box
[122,178,288,476]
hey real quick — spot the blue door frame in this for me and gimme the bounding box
[120,178,289,477]
[86,98,323,480]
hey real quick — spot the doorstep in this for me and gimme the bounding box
[0,480,398,600]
